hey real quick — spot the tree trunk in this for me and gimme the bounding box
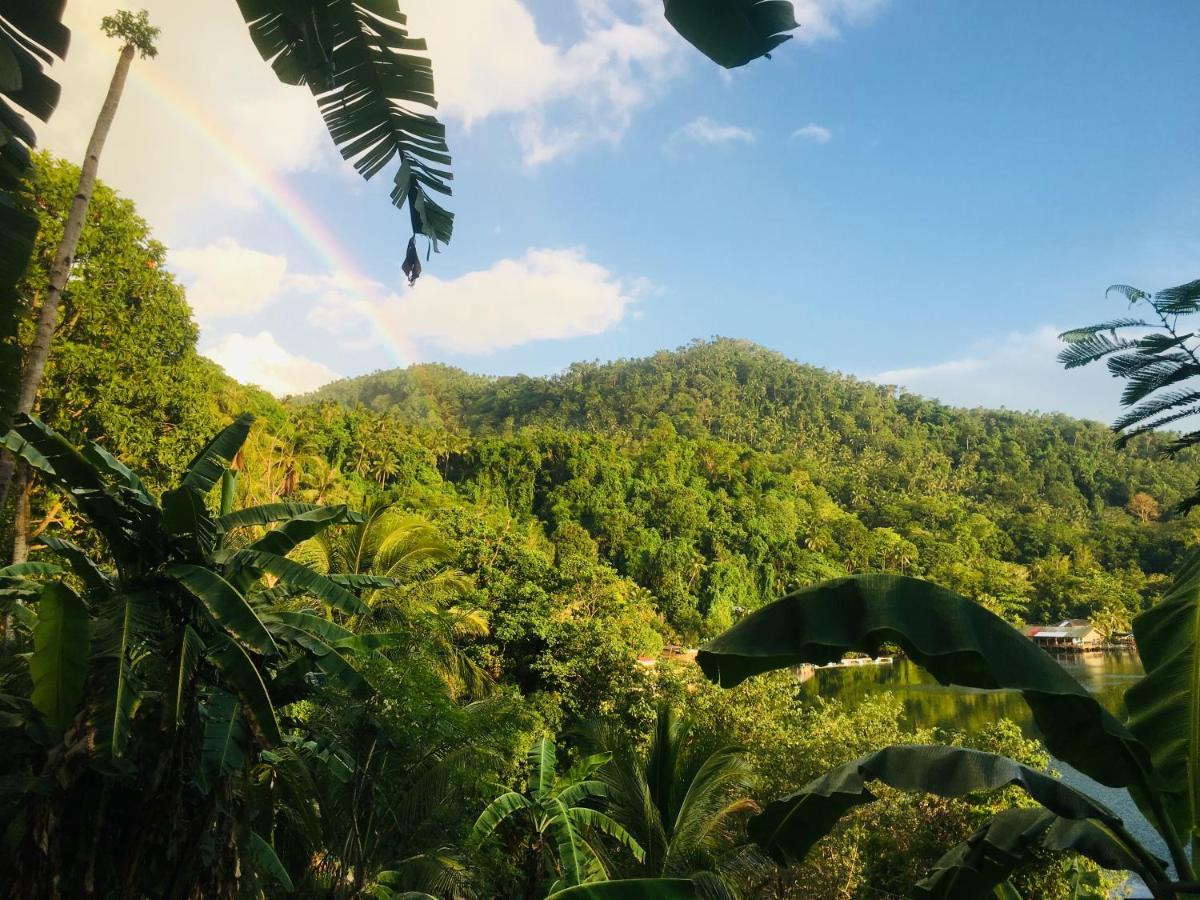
[0,42,136,508]
[11,462,30,564]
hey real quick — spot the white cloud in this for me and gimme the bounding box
[792,123,833,143]
[170,238,287,324]
[403,0,885,166]
[871,326,1126,422]
[42,0,328,233]
[668,117,756,151]
[203,331,340,397]
[39,0,887,228]
[405,0,684,165]
[791,0,890,43]
[299,248,642,355]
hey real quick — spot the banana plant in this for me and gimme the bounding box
[470,736,646,895]
[695,565,1200,899]
[0,412,395,896]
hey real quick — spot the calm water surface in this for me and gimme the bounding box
[797,653,1159,896]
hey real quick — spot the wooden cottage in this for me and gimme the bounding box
[1022,619,1103,651]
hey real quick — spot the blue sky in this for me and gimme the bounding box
[44,1,1200,419]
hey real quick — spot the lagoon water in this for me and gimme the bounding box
[797,653,1160,896]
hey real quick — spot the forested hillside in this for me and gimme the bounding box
[305,339,1199,639]
[3,157,1184,898]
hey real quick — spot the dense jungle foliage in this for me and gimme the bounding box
[4,156,1194,898]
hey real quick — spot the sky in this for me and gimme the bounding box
[39,0,1200,422]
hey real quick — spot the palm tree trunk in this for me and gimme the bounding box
[0,42,136,508]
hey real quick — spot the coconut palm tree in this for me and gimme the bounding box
[299,499,489,697]
[599,707,765,899]
[471,736,645,897]
[0,11,158,510]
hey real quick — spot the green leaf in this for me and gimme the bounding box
[38,536,111,594]
[546,880,697,900]
[249,831,294,892]
[1125,545,1200,836]
[550,797,586,887]
[1056,333,1138,370]
[91,591,154,758]
[530,736,556,801]
[1154,279,1200,315]
[1057,318,1151,341]
[565,807,645,863]
[30,583,88,733]
[215,502,321,531]
[327,573,400,590]
[247,505,356,557]
[170,625,205,729]
[663,0,799,68]
[332,632,405,654]
[268,610,355,644]
[748,745,1120,866]
[164,563,276,656]
[179,413,253,495]
[235,0,454,243]
[469,791,533,847]
[0,562,62,578]
[6,416,148,560]
[206,632,281,746]
[223,549,368,615]
[162,486,217,558]
[198,688,250,793]
[81,441,152,504]
[268,623,371,697]
[913,807,1151,899]
[696,575,1155,795]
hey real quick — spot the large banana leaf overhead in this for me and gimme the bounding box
[664,0,799,69]
[235,0,453,246]
[234,0,800,251]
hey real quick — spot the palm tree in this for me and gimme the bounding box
[300,499,489,697]
[599,708,764,899]
[0,11,159,510]
[471,736,644,897]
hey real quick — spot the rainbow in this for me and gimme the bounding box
[130,56,425,369]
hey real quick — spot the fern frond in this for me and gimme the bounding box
[1058,318,1149,341]
[1056,333,1137,369]
[1115,406,1200,447]
[1106,284,1150,304]
[1154,279,1200,314]
[1120,360,1200,407]
[1107,349,1188,377]
[1137,332,1194,354]
[1112,391,1200,431]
